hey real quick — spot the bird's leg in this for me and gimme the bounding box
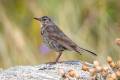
[55,51,62,63]
[45,52,62,64]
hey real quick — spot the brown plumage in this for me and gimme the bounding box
[34,16,97,63]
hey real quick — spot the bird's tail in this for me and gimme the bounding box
[75,47,97,56]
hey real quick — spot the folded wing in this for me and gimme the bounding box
[46,24,97,56]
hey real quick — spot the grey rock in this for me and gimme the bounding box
[0,61,92,80]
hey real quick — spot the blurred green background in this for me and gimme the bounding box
[0,0,120,68]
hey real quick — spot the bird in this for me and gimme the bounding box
[34,16,97,63]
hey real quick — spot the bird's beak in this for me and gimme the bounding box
[34,17,40,21]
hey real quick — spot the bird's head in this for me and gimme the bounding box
[34,16,51,23]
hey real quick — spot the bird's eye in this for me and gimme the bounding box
[43,18,47,21]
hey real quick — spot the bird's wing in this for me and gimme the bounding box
[46,24,77,51]
[46,24,97,56]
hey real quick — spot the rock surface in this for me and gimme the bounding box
[0,61,93,80]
